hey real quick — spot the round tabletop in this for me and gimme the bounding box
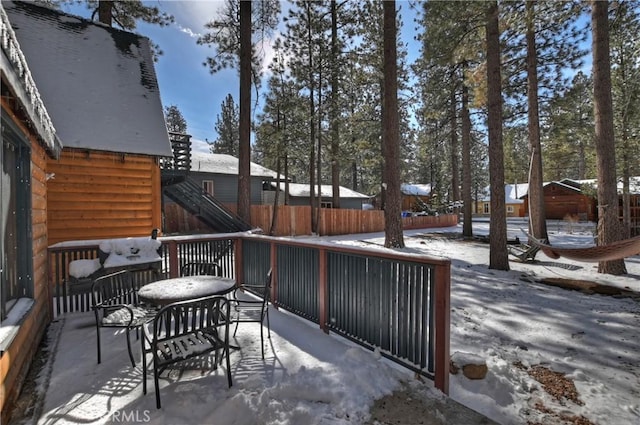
[138,275,236,306]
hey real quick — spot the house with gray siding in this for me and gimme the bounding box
[174,152,279,205]
[265,182,371,210]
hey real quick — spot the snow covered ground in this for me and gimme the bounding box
[18,219,640,425]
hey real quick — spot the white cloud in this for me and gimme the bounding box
[169,1,226,31]
[175,23,202,39]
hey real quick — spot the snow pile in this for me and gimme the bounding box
[68,258,101,279]
[99,237,161,268]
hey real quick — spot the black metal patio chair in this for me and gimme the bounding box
[91,270,157,367]
[180,261,222,277]
[141,295,232,409]
[231,269,272,358]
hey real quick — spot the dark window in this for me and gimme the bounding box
[1,118,33,320]
[202,180,214,196]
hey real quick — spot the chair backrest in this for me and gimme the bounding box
[180,262,222,277]
[151,295,230,349]
[91,270,137,308]
[240,269,272,308]
[262,269,272,304]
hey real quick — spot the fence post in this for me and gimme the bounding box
[434,262,451,395]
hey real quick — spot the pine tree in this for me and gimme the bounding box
[212,94,239,156]
[197,0,280,224]
[486,1,509,271]
[413,0,486,232]
[543,72,595,180]
[382,0,404,249]
[164,105,187,134]
[610,1,640,238]
[592,0,626,275]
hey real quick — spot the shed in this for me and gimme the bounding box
[6,1,172,245]
[400,183,433,212]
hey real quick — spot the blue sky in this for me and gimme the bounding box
[60,1,421,151]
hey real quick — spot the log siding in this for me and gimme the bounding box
[47,149,163,244]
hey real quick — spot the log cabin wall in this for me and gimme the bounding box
[47,149,163,245]
[0,108,52,420]
[542,184,596,221]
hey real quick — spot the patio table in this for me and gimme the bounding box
[138,276,236,306]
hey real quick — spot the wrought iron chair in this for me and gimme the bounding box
[180,261,222,277]
[231,269,272,358]
[141,295,232,409]
[91,270,156,367]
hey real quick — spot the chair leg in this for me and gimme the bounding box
[260,322,265,359]
[266,309,271,338]
[125,329,136,367]
[141,333,148,395]
[154,363,161,409]
[225,345,232,388]
[232,319,240,337]
[96,325,102,364]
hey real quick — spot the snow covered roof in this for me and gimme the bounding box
[401,183,432,196]
[190,152,279,178]
[5,1,172,157]
[1,3,61,157]
[506,183,529,203]
[570,177,640,195]
[270,182,371,199]
[478,183,528,203]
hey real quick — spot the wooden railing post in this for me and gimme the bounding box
[434,263,451,395]
[318,248,329,334]
[270,241,277,307]
[168,240,179,278]
[235,238,243,285]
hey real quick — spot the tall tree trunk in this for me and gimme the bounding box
[330,0,341,209]
[269,108,283,236]
[592,1,626,275]
[382,1,404,248]
[237,0,252,224]
[450,72,460,203]
[486,1,509,270]
[461,63,473,238]
[317,58,323,233]
[307,10,318,234]
[98,1,112,26]
[525,0,548,241]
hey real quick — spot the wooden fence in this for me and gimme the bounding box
[164,204,458,236]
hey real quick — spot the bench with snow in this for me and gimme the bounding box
[67,236,162,295]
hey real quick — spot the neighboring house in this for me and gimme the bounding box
[400,183,432,212]
[625,177,640,236]
[522,179,597,221]
[162,151,280,233]
[187,151,279,207]
[0,2,62,419]
[266,182,371,210]
[6,1,172,245]
[477,183,528,217]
